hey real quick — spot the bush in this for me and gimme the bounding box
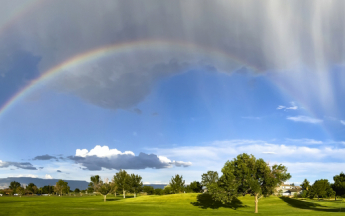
[300,190,308,198]
[143,186,155,195]
[154,188,163,195]
[163,186,172,194]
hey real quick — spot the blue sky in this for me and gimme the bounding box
[1,0,345,186]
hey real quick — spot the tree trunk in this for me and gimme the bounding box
[104,195,106,202]
[134,192,136,198]
[114,192,116,197]
[123,190,125,198]
[335,196,337,201]
[254,194,259,213]
[318,196,319,201]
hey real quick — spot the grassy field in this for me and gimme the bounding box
[1,193,345,215]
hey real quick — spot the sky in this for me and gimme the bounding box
[1,0,345,186]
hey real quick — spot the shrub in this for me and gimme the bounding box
[154,188,163,195]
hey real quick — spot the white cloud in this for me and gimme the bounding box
[286,138,323,145]
[76,145,135,158]
[287,115,323,124]
[44,174,53,179]
[340,120,345,125]
[277,102,298,111]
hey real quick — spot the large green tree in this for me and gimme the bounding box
[9,181,21,194]
[114,170,130,198]
[311,179,335,200]
[169,174,185,193]
[129,174,143,198]
[208,153,291,213]
[332,172,345,200]
[54,180,69,196]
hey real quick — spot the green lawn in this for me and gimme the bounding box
[0,194,345,215]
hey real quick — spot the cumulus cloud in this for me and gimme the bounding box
[33,154,57,160]
[68,145,191,171]
[286,115,323,124]
[0,160,37,170]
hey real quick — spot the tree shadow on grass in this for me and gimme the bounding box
[191,194,246,210]
[280,197,345,212]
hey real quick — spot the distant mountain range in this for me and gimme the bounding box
[0,177,166,190]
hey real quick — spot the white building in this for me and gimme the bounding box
[276,184,302,196]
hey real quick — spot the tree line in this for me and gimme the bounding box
[298,172,345,200]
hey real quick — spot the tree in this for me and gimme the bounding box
[210,153,291,214]
[143,186,155,195]
[114,170,130,198]
[74,188,80,193]
[16,186,25,197]
[201,171,219,187]
[301,179,310,191]
[169,174,185,193]
[154,188,164,195]
[332,172,345,200]
[129,174,143,198]
[41,185,54,194]
[163,186,172,194]
[9,181,21,194]
[90,175,100,192]
[97,178,112,202]
[189,181,203,193]
[301,179,311,197]
[27,183,38,194]
[54,180,69,196]
[310,179,334,201]
[111,176,119,197]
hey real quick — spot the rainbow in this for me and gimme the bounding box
[0,40,261,119]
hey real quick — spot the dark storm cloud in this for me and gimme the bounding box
[1,0,344,111]
[68,153,191,171]
[0,50,41,108]
[33,154,57,160]
[0,161,37,170]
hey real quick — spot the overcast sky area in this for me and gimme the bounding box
[1,0,345,185]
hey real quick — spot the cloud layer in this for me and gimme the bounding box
[1,1,345,115]
[68,145,191,171]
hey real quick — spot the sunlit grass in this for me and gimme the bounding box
[0,193,345,215]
